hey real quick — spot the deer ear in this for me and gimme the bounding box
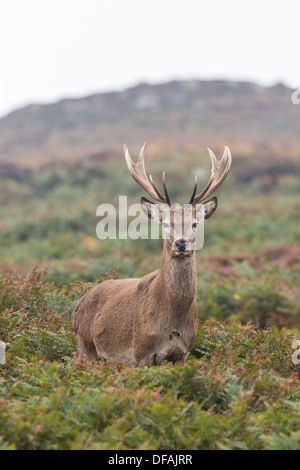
[203,196,218,220]
[140,197,162,223]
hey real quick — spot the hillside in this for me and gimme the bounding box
[0,80,299,162]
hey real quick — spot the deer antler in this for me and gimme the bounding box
[189,146,232,204]
[124,142,171,205]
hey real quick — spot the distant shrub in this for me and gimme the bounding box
[197,263,299,328]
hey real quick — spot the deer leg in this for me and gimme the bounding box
[76,334,98,361]
[137,352,158,368]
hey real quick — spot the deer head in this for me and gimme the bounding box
[124,142,232,256]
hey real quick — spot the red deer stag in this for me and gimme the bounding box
[73,143,232,367]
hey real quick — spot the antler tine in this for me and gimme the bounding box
[190,146,232,205]
[162,172,171,206]
[188,175,198,204]
[149,174,167,203]
[124,142,171,205]
[149,172,172,205]
[204,146,232,198]
[189,167,215,204]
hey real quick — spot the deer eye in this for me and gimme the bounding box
[192,223,197,228]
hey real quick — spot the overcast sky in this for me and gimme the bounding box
[0,0,298,117]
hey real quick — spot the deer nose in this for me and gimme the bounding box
[175,239,188,252]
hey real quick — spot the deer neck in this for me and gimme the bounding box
[158,241,197,311]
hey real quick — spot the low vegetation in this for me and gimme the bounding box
[0,142,299,449]
[0,269,299,450]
